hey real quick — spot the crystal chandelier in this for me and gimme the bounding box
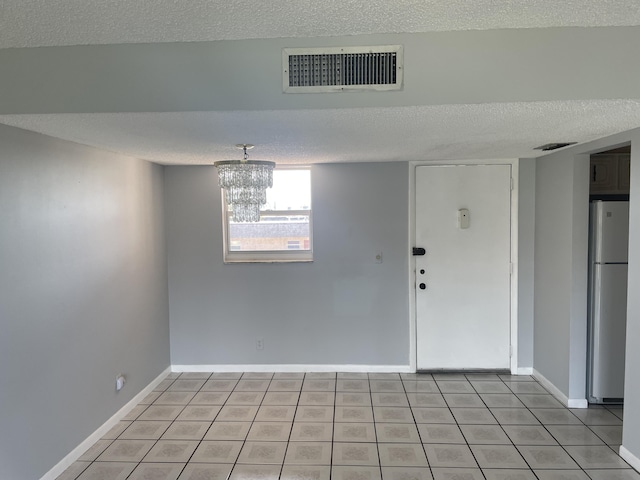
[214,144,275,222]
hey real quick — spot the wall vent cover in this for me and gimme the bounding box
[283,45,403,93]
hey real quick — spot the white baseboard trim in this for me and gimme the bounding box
[532,369,588,409]
[516,367,533,375]
[620,445,640,472]
[41,367,171,480]
[172,364,413,373]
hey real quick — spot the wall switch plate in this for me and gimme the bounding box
[115,374,126,391]
[256,338,264,350]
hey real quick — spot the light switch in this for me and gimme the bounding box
[458,209,470,229]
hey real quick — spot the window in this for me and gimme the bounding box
[222,167,312,263]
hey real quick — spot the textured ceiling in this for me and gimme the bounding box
[1,0,640,48]
[2,100,639,165]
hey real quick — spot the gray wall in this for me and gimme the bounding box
[518,158,536,369]
[166,162,410,366]
[0,125,170,480]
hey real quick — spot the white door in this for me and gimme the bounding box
[415,165,512,370]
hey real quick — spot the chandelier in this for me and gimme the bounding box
[214,144,276,223]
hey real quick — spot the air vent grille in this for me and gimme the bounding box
[283,46,403,93]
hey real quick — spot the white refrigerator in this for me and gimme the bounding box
[588,200,629,404]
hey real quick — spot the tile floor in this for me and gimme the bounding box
[57,372,638,480]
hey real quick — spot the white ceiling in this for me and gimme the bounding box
[2,1,640,165]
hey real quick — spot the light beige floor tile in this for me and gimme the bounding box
[401,373,434,380]
[369,373,401,380]
[402,381,439,393]
[161,421,211,440]
[154,379,176,392]
[235,380,272,392]
[306,373,337,379]
[431,374,466,381]
[502,425,559,445]
[469,444,528,468]
[247,422,293,441]
[155,391,197,405]
[423,444,478,468]
[458,424,511,445]
[137,405,184,421]
[101,421,132,440]
[284,442,332,465]
[129,462,185,480]
[242,372,274,380]
[189,392,230,405]
[298,392,334,406]
[176,405,221,421]
[516,445,580,469]
[139,392,161,404]
[190,440,244,463]
[178,463,233,480]
[490,408,541,425]
[469,381,511,394]
[216,405,259,422]
[96,439,155,462]
[373,407,415,423]
[370,381,404,393]
[78,439,113,461]
[375,423,421,443]
[255,405,297,422]
[411,407,456,424]
[302,379,336,391]
[381,466,433,480]
[210,372,243,380]
[336,379,370,392]
[430,468,484,480]
[166,372,181,380]
[435,381,476,394]
[443,394,485,408]
[332,442,380,465]
[180,372,212,379]
[227,391,266,405]
[450,407,497,425]
[335,393,371,406]
[334,423,377,442]
[237,441,288,464]
[55,461,91,480]
[335,407,375,423]
[378,443,428,466]
[498,375,535,382]
[119,420,171,440]
[545,425,605,445]
[142,440,199,462]
[533,470,590,480]
[281,465,331,480]
[589,424,623,445]
[585,469,640,480]
[407,394,447,408]
[418,424,466,444]
[229,464,282,480]
[482,469,538,480]
[372,393,410,407]
[202,379,239,392]
[517,394,564,409]
[262,391,300,406]
[204,421,251,440]
[76,462,138,480]
[269,380,303,391]
[168,379,207,392]
[479,393,525,408]
[332,466,382,480]
[289,422,334,442]
[338,373,369,380]
[569,408,623,425]
[296,406,335,423]
[529,409,582,425]
[505,381,549,394]
[563,445,630,469]
[274,372,306,380]
[122,404,149,421]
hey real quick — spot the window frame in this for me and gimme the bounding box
[221,166,313,263]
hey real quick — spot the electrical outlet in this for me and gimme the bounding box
[256,338,264,350]
[115,374,126,391]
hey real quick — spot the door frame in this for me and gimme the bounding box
[408,159,520,374]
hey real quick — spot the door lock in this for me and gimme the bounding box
[419,283,426,290]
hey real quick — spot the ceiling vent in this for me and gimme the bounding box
[283,45,403,93]
[534,142,577,151]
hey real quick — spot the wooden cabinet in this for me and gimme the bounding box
[590,153,630,195]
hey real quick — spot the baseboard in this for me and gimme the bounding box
[40,367,171,480]
[172,364,413,373]
[533,369,588,409]
[516,367,534,375]
[620,445,640,472]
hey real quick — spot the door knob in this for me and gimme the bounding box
[419,283,426,290]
